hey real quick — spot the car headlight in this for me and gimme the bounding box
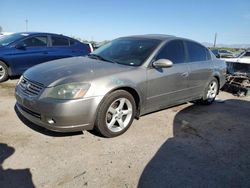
[47,83,90,99]
[17,75,23,85]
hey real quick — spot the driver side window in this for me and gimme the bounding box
[156,40,185,64]
[22,36,48,48]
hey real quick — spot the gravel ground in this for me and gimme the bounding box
[0,80,250,188]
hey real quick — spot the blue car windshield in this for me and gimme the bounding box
[0,33,29,46]
[92,38,161,66]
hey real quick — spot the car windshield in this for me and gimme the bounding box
[236,51,247,58]
[91,38,161,66]
[0,33,29,46]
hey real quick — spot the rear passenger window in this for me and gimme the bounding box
[186,41,207,62]
[156,40,185,64]
[51,36,69,46]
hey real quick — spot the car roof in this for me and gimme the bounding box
[118,34,177,41]
[117,34,205,45]
[14,32,69,38]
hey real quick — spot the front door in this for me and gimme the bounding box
[11,35,49,75]
[146,40,190,113]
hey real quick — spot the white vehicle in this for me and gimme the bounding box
[222,50,250,96]
[222,49,250,75]
[222,50,250,65]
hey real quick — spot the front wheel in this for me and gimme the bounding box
[94,90,136,138]
[199,78,219,105]
[0,61,9,83]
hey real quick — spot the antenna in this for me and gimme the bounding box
[25,19,28,32]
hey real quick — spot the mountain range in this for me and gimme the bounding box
[202,42,250,49]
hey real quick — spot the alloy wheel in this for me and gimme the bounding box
[0,65,6,80]
[106,98,133,132]
[206,80,218,102]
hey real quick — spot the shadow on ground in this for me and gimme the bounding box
[0,143,35,188]
[14,105,82,137]
[138,99,250,188]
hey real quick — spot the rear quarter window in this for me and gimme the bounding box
[186,41,208,62]
[70,39,77,46]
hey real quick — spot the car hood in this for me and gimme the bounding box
[24,56,133,87]
[222,57,250,64]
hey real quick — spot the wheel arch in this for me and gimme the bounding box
[110,86,141,118]
[99,86,142,119]
[212,73,220,94]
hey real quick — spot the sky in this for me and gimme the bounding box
[0,0,250,44]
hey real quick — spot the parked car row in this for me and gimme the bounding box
[14,34,227,137]
[0,32,93,82]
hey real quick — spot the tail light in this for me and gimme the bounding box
[87,46,91,53]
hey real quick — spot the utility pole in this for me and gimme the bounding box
[213,32,217,48]
[25,19,28,32]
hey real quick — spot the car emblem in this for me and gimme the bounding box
[26,83,31,89]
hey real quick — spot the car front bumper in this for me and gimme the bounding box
[15,87,103,132]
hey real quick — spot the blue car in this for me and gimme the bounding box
[0,32,91,82]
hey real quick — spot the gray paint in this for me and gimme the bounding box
[15,35,227,132]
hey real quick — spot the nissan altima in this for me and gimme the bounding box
[15,34,226,137]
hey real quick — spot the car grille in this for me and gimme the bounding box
[19,77,44,97]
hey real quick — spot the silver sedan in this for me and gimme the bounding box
[15,34,226,137]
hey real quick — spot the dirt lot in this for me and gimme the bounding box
[0,80,250,188]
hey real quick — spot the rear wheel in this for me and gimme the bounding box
[94,90,136,138]
[199,78,219,105]
[0,61,9,82]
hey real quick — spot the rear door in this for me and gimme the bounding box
[146,40,190,113]
[184,40,213,98]
[46,35,72,61]
[10,35,49,74]
[69,39,91,56]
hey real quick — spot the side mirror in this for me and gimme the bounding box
[153,59,173,68]
[16,42,27,50]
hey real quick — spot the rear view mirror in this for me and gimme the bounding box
[16,42,27,50]
[153,59,173,68]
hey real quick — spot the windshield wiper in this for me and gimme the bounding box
[88,54,117,64]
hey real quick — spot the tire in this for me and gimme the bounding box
[199,78,219,105]
[94,90,136,138]
[0,61,9,83]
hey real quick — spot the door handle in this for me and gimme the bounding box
[181,72,189,77]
